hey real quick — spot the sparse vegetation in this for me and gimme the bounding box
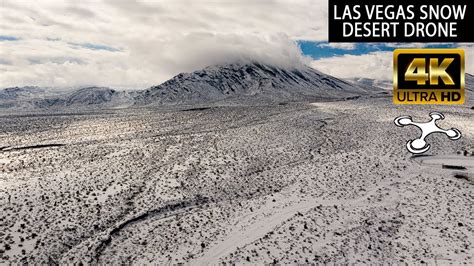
[0,98,472,264]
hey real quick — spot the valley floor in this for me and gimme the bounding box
[0,98,473,264]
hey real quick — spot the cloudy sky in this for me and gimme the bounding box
[0,0,472,89]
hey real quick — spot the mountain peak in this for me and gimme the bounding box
[136,62,382,106]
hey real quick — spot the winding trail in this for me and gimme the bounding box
[193,198,321,265]
[193,172,412,265]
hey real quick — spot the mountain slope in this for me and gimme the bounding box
[65,87,119,105]
[0,86,65,109]
[135,63,384,106]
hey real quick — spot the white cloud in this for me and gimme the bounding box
[0,0,326,88]
[310,52,393,81]
[317,43,357,50]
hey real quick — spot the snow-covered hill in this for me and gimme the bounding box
[348,78,392,90]
[0,86,65,110]
[0,86,47,100]
[38,87,135,108]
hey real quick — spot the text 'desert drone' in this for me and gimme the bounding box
[394,112,461,154]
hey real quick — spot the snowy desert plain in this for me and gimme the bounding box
[0,64,473,264]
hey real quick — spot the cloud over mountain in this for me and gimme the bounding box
[0,0,325,88]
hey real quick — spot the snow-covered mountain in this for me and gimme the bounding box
[1,63,388,110]
[135,63,384,106]
[0,86,47,100]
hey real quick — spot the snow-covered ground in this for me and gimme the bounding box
[0,97,472,264]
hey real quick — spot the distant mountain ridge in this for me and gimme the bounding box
[0,62,397,110]
[0,86,65,109]
[348,78,392,90]
[39,87,134,108]
[0,86,46,100]
[350,74,474,92]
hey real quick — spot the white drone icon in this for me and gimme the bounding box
[394,112,462,154]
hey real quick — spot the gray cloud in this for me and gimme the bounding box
[0,0,326,88]
[0,58,12,65]
[27,56,86,65]
[64,6,97,19]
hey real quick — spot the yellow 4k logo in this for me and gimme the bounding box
[405,58,454,86]
[393,49,465,105]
